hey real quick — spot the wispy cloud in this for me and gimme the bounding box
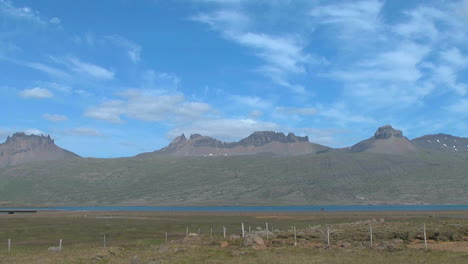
[18,87,53,99]
[0,0,45,25]
[105,35,142,63]
[447,99,468,114]
[25,62,71,79]
[49,17,61,24]
[230,95,271,109]
[65,127,103,137]
[85,100,125,123]
[276,106,317,116]
[85,90,212,123]
[66,57,114,80]
[192,9,316,93]
[310,0,383,34]
[43,113,68,122]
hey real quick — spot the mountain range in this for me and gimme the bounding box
[0,125,467,206]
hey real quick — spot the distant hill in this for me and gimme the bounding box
[411,134,468,153]
[0,126,467,206]
[137,131,330,157]
[0,132,80,167]
[348,125,417,154]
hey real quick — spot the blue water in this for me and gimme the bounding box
[2,205,468,212]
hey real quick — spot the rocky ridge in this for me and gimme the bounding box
[139,131,326,157]
[0,132,80,167]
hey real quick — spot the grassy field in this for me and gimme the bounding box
[1,210,467,263]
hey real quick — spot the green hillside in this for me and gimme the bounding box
[0,150,467,205]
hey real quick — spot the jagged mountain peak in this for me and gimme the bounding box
[6,132,55,145]
[0,132,80,167]
[138,130,325,157]
[169,134,187,146]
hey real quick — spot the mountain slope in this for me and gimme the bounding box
[349,125,417,154]
[411,134,468,153]
[0,133,80,168]
[0,150,467,205]
[137,131,329,157]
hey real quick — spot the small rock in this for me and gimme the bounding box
[336,240,343,247]
[157,245,169,253]
[230,234,241,240]
[47,246,62,252]
[256,227,262,231]
[188,233,198,237]
[130,255,142,264]
[379,218,385,223]
[220,241,229,248]
[243,234,265,247]
[342,242,352,248]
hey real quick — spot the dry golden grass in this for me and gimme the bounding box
[0,210,467,263]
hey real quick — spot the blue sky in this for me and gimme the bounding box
[1,0,468,158]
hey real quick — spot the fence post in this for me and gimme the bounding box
[266,222,269,241]
[210,227,213,238]
[8,238,11,253]
[165,232,168,244]
[327,227,330,246]
[223,225,226,239]
[186,226,189,238]
[242,223,245,238]
[370,226,373,247]
[294,226,297,246]
[59,239,62,251]
[423,223,427,251]
[103,235,106,248]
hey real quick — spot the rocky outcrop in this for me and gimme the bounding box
[349,125,416,155]
[0,132,80,167]
[374,125,403,139]
[238,131,308,146]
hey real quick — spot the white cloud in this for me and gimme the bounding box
[0,0,46,25]
[192,10,250,32]
[142,70,180,90]
[25,62,70,79]
[276,106,317,116]
[192,9,315,93]
[440,48,468,68]
[67,57,114,80]
[85,100,125,123]
[447,99,468,114]
[18,87,53,98]
[310,0,384,36]
[105,35,142,63]
[43,113,68,122]
[230,95,271,109]
[24,128,44,135]
[249,110,263,119]
[66,127,103,137]
[49,17,61,24]
[319,103,375,125]
[85,90,212,123]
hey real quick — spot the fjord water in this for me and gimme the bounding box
[3,205,468,212]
